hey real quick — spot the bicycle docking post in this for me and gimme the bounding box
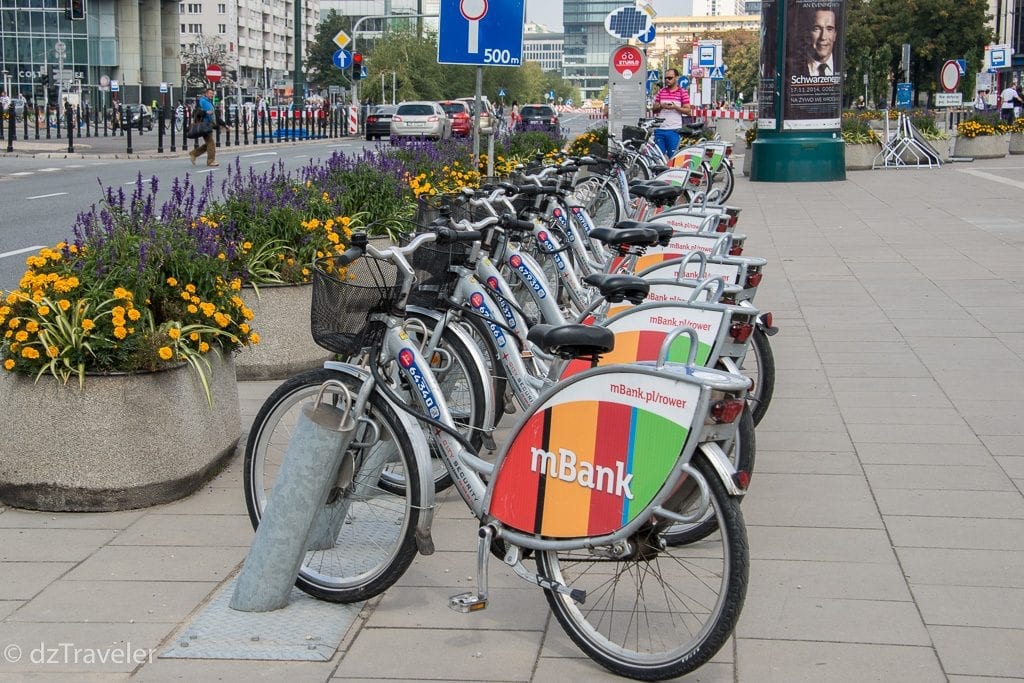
[230,381,356,612]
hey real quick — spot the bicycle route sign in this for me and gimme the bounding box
[437,0,526,67]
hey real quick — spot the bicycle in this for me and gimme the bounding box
[245,228,752,680]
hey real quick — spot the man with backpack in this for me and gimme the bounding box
[188,88,220,167]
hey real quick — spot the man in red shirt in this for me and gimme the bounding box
[651,69,692,156]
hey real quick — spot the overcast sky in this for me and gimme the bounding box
[525,1,692,32]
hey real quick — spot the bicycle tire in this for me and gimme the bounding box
[661,405,755,546]
[746,327,775,426]
[574,175,624,228]
[244,368,422,603]
[711,161,735,203]
[457,313,511,419]
[536,453,748,680]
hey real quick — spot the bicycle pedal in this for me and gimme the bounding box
[449,592,488,613]
[481,432,497,451]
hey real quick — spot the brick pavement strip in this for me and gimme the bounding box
[1,159,1024,680]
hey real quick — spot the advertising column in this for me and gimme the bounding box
[751,0,846,182]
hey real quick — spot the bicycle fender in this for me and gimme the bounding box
[697,442,746,497]
[323,360,437,555]
[407,306,497,436]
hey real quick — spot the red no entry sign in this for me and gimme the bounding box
[206,64,222,83]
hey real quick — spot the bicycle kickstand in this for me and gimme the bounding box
[449,525,493,612]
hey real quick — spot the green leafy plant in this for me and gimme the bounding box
[841,116,881,144]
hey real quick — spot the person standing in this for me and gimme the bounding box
[189,88,220,167]
[974,89,988,111]
[510,100,520,130]
[651,68,692,157]
[999,81,1021,122]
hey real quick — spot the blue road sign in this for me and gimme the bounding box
[332,49,351,70]
[896,82,912,109]
[955,58,966,75]
[647,69,660,83]
[437,0,526,67]
[638,25,656,44]
[498,87,507,97]
[698,44,717,68]
[709,65,726,80]
[677,75,690,89]
[991,47,1008,68]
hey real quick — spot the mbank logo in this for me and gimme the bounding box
[399,348,441,418]
[530,446,634,499]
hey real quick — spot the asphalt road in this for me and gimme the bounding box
[0,112,594,291]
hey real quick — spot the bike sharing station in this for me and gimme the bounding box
[750,0,845,181]
[605,5,653,137]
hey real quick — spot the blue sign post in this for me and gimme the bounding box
[896,82,912,109]
[437,0,526,66]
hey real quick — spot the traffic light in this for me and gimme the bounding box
[65,0,85,21]
[42,66,57,104]
[351,52,363,81]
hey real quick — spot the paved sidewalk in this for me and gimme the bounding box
[1,157,1023,681]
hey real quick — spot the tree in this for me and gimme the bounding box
[305,10,353,91]
[180,34,237,96]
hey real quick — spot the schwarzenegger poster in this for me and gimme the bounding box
[783,0,844,130]
[756,0,779,128]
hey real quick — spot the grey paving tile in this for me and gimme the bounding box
[930,625,1024,678]
[996,455,1024,478]
[155,485,249,516]
[0,674,130,682]
[0,622,171,674]
[846,423,982,446]
[333,627,542,680]
[980,435,1024,456]
[864,464,1015,491]
[886,516,1024,551]
[736,640,944,682]
[840,405,963,425]
[0,529,117,562]
[832,389,953,409]
[875,489,1024,518]
[855,442,996,466]
[0,562,73,600]
[754,430,854,453]
[913,585,1024,629]
[367,586,549,631]
[110,514,254,547]
[65,545,244,582]
[0,602,19,621]
[396,551,534,591]
[750,559,911,601]
[747,527,895,563]
[10,580,217,624]
[134,659,337,682]
[752,449,861,475]
[828,376,943,394]
[742,473,882,529]
[0,509,146,530]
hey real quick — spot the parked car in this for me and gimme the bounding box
[438,100,472,137]
[455,96,495,135]
[517,104,559,133]
[129,104,154,131]
[390,101,451,141]
[365,104,397,141]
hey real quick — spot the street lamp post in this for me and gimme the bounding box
[293,1,304,111]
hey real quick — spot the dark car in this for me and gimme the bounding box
[365,105,397,141]
[128,104,154,131]
[438,100,472,137]
[517,104,559,133]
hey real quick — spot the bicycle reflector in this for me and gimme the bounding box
[746,271,763,288]
[729,321,753,343]
[710,399,745,424]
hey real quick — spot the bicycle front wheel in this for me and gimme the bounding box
[244,368,422,603]
[536,454,748,681]
[574,175,624,228]
[745,327,775,426]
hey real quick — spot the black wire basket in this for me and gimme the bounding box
[398,231,471,309]
[413,193,471,228]
[311,253,406,355]
[621,125,647,144]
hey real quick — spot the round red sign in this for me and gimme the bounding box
[612,47,642,79]
[205,64,222,83]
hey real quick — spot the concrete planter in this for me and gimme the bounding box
[0,353,240,512]
[1009,132,1024,154]
[844,143,881,170]
[235,283,331,380]
[953,134,1010,159]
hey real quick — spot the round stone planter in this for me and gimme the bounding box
[844,142,881,170]
[234,283,331,381]
[953,134,1010,159]
[0,353,240,512]
[1010,132,1024,154]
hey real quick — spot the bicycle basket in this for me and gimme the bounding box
[622,125,647,144]
[398,232,470,308]
[311,254,406,355]
[413,193,471,228]
[587,142,608,158]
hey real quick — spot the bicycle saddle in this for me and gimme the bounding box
[589,226,660,248]
[614,220,675,246]
[629,183,685,205]
[583,273,650,305]
[677,121,706,136]
[527,323,615,359]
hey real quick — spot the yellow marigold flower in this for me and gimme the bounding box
[166,277,178,287]
[81,319,95,331]
[190,332,200,341]
[239,323,250,334]
[180,291,191,301]
[217,253,226,260]
[187,304,198,314]
[185,284,196,294]
[249,332,260,345]
[4,330,11,339]
[158,346,173,361]
[230,279,242,291]
[37,306,50,316]
[113,326,128,340]
[190,295,201,305]
[46,345,59,358]
[113,287,132,300]
[168,328,181,340]
[3,359,14,370]
[15,330,28,342]
[21,347,40,359]
[199,341,210,353]
[200,302,216,316]
[213,312,229,327]
[127,308,140,321]
[242,242,252,250]
[242,307,254,320]
[112,316,125,328]
[25,320,38,333]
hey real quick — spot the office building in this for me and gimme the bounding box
[562,0,625,99]
[524,26,564,73]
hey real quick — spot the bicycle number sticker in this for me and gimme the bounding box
[488,372,699,537]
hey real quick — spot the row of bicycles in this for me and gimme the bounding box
[241,124,775,681]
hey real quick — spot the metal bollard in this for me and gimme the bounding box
[230,380,357,612]
[65,105,74,153]
[157,108,164,154]
[35,107,40,140]
[126,106,133,154]
[5,106,13,152]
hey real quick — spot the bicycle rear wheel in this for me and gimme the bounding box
[744,327,775,426]
[536,454,748,680]
[574,175,624,228]
[244,368,422,603]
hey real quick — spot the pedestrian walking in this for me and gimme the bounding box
[999,81,1021,123]
[188,88,222,167]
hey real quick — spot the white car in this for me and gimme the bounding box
[391,101,451,141]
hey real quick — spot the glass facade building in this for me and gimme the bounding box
[562,0,625,100]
